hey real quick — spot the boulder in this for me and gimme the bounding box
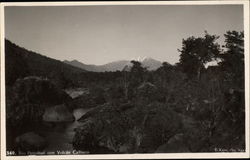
[72,120,97,151]
[67,93,97,110]
[138,103,183,153]
[15,132,46,152]
[77,102,134,122]
[73,102,183,153]
[73,103,134,153]
[6,76,73,144]
[77,105,104,122]
[67,87,106,110]
[64,88,89,99]
[12,76,72,105]
[43,104,75,122]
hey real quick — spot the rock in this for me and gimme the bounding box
[64,88,89,99]
[67,87,106,110]
[179,114,209,152]
[73,103,134,153]
[6,76,73,145]
[138,103,183,153]
[77,105,104,122]
[15,132,46,152]
[6,76,73,153]
[155,133,190,153]
[68,93,97,110]
[77,102,134,122]
[72,120,97,151]
[12,76,72,105]
[43,104,75,122]
[74,102,183,153]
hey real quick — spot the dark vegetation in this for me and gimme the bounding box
[5,31,245,154]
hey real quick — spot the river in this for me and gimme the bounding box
[39,108,90,152]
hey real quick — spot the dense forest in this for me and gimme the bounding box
[5,31,245,154]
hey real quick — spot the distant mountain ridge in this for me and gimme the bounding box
[5,39,86,86]
[64,57,165,72]
[63,60,129,72]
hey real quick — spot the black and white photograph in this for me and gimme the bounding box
[0,1,249,159]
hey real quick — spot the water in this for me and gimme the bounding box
[40,108,90,152]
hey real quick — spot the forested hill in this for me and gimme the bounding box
[5,39,86,87]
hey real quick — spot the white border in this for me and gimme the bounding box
[0,1,249,159]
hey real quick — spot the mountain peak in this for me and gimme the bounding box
[130,56,159,62]
[131,56,150,62]
[142,57,157,62]
[64,57,169,72]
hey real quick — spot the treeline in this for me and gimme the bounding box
[75,31,244,100]
[68,31,244,95]
[5,39,85,88]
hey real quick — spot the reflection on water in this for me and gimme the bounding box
[39,108,90,152]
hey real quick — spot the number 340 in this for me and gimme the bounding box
[6,151,16,156]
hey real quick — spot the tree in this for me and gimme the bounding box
[129,60,147,86]
[218,31,244,87]
[178,31,221,79]
[125,61,147,100]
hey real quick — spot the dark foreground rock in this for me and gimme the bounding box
[64,88,89,99]
[137,103,183,153]
[6,76,73,152]
[73,103,134,153]
[12,76,72,105]
[15,132,47,152]
[7,76,74,130]
[67,93,98,110]
[67,87,106,110]
[73,102,184,153]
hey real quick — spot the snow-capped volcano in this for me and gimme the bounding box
[64,57,167,72]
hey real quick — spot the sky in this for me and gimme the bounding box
[5,5,243,65]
